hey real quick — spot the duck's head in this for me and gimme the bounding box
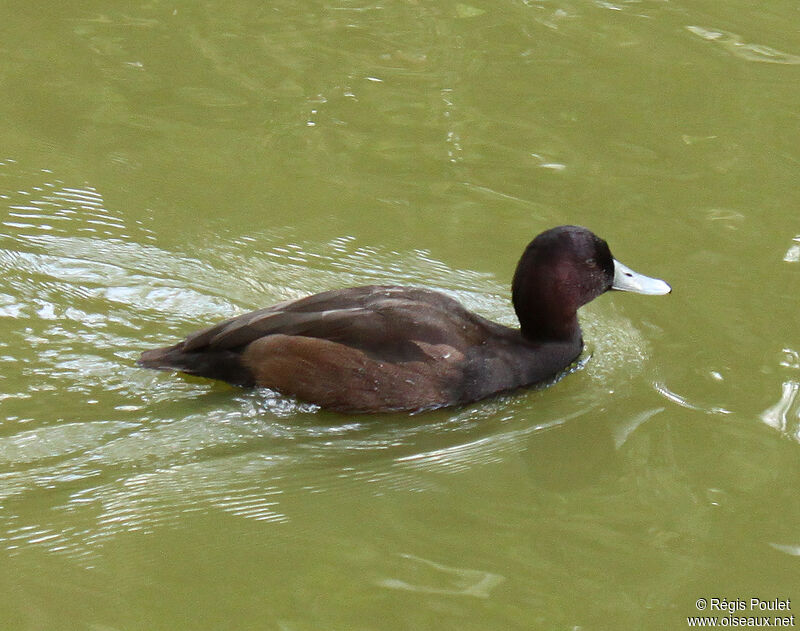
[512,225,670,341]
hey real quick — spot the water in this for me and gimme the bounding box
[1,0,799,629]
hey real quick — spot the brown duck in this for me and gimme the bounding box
[138,226,670,412]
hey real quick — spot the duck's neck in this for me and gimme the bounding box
[513,292,581,342]
[512,261,582,343]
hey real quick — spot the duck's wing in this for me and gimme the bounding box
[181,285,488,362]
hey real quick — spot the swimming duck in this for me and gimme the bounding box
[138,225,670,412]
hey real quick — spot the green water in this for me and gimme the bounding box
[1,0,799,629]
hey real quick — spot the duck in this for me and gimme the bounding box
[138,225,670,413]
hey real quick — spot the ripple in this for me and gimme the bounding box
[760,381,800,440]
[780,348,800,370]
[0,421,138,467]
[653,382,733,416]
[769,543,800,557]
[686,26,800,64]
[376,553,505,598]
[393,408,571,474]
[0,163,662,565]
[784,236,800,263]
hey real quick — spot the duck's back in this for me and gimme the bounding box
[138,285,580,412]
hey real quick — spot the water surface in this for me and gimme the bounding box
[1,0,799,629]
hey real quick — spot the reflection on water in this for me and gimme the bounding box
[653,382,733,416]
[761,381,800,440]
[377,553,505,598]
[784,236,800,263]
[759,348,800,442]
[686,26,800,65]
[0,164,658,565]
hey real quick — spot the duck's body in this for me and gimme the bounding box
[140,285,581,412]
[139,226,670,413]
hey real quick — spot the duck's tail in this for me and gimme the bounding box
[137,343,255,387]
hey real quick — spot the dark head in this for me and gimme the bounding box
[512,226,670,341]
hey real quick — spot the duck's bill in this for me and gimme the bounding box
[612,259,671,295]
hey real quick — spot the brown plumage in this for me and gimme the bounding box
[138,226,670,413]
